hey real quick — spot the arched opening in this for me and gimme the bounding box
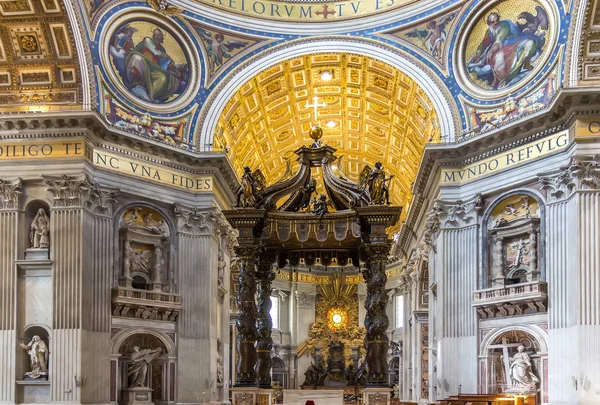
[482,192,545,289]
[111,330,177,404]
[479,326,548,403]
[272,357,287,388]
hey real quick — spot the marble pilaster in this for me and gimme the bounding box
[0,178,21,404]
[175,205,228,402]
[44,174,118,404]
[539,157,600,405]
[427,196,480,399]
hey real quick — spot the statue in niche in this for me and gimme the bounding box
[236,166,266,208]
[128,346,162,387]
[20,335,48,379]
[503,345,539,389]
[507,238,530,270]
[30,208,50,249]
[359,162,394,205]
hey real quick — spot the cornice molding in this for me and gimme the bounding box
[0,112,239,205]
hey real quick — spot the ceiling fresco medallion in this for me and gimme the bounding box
[457,0,557,99]
[101,12,200,112]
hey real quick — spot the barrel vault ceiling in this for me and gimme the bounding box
[215,53,441,215]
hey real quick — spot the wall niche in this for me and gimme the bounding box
[118,207,170,292]
[486,195,542,287]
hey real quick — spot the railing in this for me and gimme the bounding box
[112,287,182,305]
[473,281,547,303]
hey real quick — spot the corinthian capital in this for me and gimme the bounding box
[174,205,232,236]
[43,174,118,215]
[294,291,315,308]
[434,193,483,229]
[538,156,600,202]
[0,178,22,210]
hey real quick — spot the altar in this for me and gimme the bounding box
[283,390,344,405]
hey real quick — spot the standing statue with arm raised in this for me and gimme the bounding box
[127,346,163,387]
[20,335,48,379]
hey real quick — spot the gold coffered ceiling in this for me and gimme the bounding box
[214,53,441,214]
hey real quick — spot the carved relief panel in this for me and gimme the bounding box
[119,207,170,291]
[487,195,541,287]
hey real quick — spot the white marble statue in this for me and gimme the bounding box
[127,346,162,387]
[20,335,48,379]
[505,345,539,388]
[30,208,50,248]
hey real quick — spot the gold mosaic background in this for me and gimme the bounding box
[215,53,441,215]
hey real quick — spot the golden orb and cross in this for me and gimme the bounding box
[306,95,326,144]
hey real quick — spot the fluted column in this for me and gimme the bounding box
[0,179,21,404]
[255,253,274,387]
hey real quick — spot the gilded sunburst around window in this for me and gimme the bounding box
[326,306,348,331]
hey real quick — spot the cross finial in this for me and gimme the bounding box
[306,96,327,124]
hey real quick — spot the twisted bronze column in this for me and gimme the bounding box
[363,243,392,386]
[255,255,275,387]
[234,245,258,386]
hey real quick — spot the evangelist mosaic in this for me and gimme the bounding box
[108,20,190,104]
[464,0,552,91]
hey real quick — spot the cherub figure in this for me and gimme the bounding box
[197,29,248,72]
[311,194,329,218]
[405,13,456,59]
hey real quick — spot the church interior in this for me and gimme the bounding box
[0,0,599,405]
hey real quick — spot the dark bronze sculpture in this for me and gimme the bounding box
[234,245,259,386]
[224,129,400,389]
[360,162,394,205]
[311,194,329,218]
[255,254,275,387]
[237,166,266,208]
